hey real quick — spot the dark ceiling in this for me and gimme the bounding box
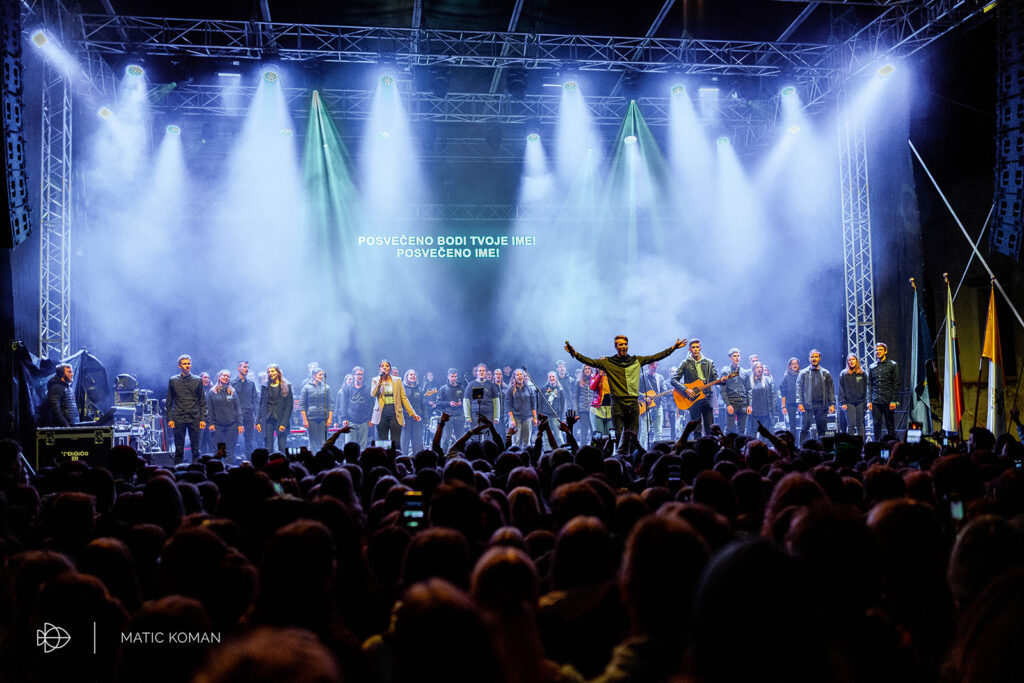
[85,0,871,44]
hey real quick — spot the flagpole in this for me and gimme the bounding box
[932,202,994,348]
[909,140,1024,336]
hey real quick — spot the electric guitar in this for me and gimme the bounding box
[638,389,674,415]
[673,371,740,411]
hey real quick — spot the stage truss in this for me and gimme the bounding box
[26,0,989,360]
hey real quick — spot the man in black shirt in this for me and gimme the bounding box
[231,360,259,459]
[167,354,207,464]
[868,342,900,438]
[436,368,465,450]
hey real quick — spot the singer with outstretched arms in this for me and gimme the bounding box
[564,335,686,446]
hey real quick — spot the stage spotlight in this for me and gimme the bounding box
[505,69,528,101]
[781,86,796,97]
[877,64,895,77]
[377,131,391,141]
[379,74,395,87]
[97,107,112,119]
[787,125,800,134]
[526,132,540,143]
[31,30,49,47]
[563,80,578,92]
[717,136,730,146]
[624,135,638,145]
[166,125,181,135]
[217,71,242,79]
[699,87,720,94]
[280,128,293,137]
[125,64,144,78]
[671,84,686,96]
[262,70,279,83]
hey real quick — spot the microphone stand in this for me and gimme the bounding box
[639,371,653,450]
[522,366,562,445]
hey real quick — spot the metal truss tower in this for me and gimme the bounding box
[837,94,876,366]
[36,7,73,360]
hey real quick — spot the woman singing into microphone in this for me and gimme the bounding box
[370,359,421,445]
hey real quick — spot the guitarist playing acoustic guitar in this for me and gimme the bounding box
[669,339,722,438]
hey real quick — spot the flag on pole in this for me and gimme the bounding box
[981,282,1006,436]
[941,274,964,434]
[909,279,934,432]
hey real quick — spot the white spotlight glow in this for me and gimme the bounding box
[877,64,895,77]
[717,136,730,146]
[787,125,800,134]
[31,30,49,47]
[125,64,144,78]
[624,135,638,145]
[671,84,686,96]
[526,133,540,143]
[97,107,113,119]
[781,86,796,97]
[166,124,181,135]
[262,70,279,83]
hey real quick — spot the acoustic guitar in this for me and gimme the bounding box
[673,371,740,411]
[638,389,674,415]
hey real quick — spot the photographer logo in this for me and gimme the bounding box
[36,623,71,653]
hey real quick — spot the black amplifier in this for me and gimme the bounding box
[35,426,115,469]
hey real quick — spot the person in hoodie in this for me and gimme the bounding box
[300,368,334,453]
[565,335,686,448]
[46,363,79,427]
[207,370,243,462]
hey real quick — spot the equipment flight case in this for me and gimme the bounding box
[35,426,115,469]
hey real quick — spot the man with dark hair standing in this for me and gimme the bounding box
[565,335,686,448]
[720,348,752,435]
[868,342,900,438]
[796,349,835,443]
[671,339,717,438]
[167,354,206,464]
[340,366,371,448]
[437,368,466,449]
[231,360,258,458]
[46,363,79,427]
[464,363,499,442]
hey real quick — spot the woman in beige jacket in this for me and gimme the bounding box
[370,359,421,444]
